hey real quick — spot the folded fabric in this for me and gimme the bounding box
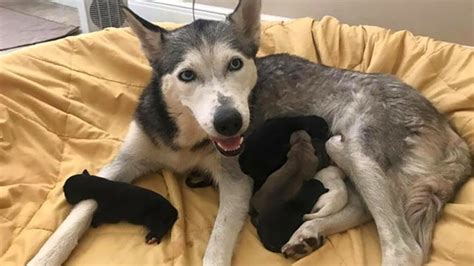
[0,17,473,265]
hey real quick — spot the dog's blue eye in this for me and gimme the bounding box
[178,70,196,82]
[228,58,243,71]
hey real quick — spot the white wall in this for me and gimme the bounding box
[197,0,474,46]
[52,0,473,45]
[129,0,287,24]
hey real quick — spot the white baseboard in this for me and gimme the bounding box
[129,0,288,24]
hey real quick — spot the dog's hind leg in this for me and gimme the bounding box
[28,121,161,266]
[326,134,423,266]
[282,182,371,258]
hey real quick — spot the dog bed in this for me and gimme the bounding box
[0,17,473,265]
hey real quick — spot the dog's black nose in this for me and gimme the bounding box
[213,107,243,136]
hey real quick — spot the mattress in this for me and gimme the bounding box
[0,17,473,265]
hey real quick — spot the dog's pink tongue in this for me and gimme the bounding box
[215,136,242,151]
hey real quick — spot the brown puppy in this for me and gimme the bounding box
[251,131,320,213]
[250,131,329,252]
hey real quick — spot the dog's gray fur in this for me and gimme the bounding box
[29,1,471,266]
[253,54,471,263]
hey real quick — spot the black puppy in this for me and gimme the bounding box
[63,170,178,244]
[257,179,328,252]
[239,116,330,193]
[239,116,331,252]
[187,116,330,189]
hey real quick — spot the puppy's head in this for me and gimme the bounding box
[63,169,95,204]
[122,0,262,156]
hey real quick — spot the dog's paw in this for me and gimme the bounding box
[302,213,324,221]
[302,207,325,221]
[145,232,161,245]
[325,135,349,169]
[326,135,344,153]
[281,224,325,259]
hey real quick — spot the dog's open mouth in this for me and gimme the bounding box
[211,136,244,157]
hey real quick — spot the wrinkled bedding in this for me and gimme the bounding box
[0,17,473,265]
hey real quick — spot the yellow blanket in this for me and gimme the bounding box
[0,17,473,265]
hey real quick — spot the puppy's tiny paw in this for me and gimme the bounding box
[146,237,159,245]
[145,232,161,245]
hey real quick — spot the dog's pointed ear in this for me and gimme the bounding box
[82,169,90,176]
[228,0,261,47]
[121,6,166,62]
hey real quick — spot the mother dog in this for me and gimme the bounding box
[29,0,471,265]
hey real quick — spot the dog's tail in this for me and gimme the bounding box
[27,200,97,266]
[405,177,452,261]
[405,128,471,261]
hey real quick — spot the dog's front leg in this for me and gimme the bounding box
[203,158,253,266]
[28,121,160,266]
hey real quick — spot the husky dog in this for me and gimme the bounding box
[29,1,471,266]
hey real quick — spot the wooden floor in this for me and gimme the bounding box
[0,0,79,26]
[0,0,79,54]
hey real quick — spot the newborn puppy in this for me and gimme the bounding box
[251,131,322,215]
[63,170,178,244]
[187,116,330,190]
[239,116,330,193]
[251,131,329,252]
